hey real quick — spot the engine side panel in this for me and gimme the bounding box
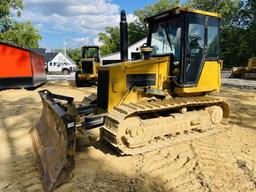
[97,57,170,112]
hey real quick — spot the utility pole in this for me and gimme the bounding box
[63,37,67,57]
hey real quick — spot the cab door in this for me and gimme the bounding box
[184,13,206,86]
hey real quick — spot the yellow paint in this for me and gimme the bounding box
[98,57,170,111]
[96,8,222,111]
[78,74,97,80]
[98,58,222,111]
[174,60,221,95]
[179,7,221,18]
[248,58,256,69]
[78,58,100,81]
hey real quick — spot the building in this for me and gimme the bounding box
[32,49,76,74]
[31,49,75,66]
[102,38,147,61]
[45,52,75,66]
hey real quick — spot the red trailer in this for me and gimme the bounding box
[0,42,46,89]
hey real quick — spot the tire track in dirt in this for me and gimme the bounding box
[236,160,256,188]
[0,107,43,192]
[1,133,43,192]
[137,143,206,192]
[135,125,256,192]
[191,127,256,192]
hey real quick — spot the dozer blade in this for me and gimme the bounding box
[30,90,76,192]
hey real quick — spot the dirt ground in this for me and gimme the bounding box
[0,81,256,192]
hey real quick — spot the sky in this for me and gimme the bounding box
[21,0,159,50]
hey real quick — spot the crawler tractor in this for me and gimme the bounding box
[75,46,100,86]
[231,57,256,79]
[31,8,230,192]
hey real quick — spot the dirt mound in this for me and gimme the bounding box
[0,85,256,192]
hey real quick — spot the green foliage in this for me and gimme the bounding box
[98,26,120,56]
[0,22,41,48]
[128,21,148,49]
[134,0,180,21]
[0,0,41,48]
[187,0,255,67]
[0,0,23,18]
[186,0,241,26]
[98,0,181,56]
[67,48,81,65]
[98,0,256,68]
[0,0,23,32]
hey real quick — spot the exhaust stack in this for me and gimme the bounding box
[81,46,86,59]
[120,10,128,62]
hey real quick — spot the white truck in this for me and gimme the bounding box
[47,62,77,75]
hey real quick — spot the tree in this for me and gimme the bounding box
[0,0,23,17]
[0,22,41,48]
[98,0,181,56]
[0,0,23,32]
[134,0,180,21]
[0,0,41,48]
[186,0,241,26]
[98,26,120,56]
[98,0,255,68]
[186,0,254,67]
[67,48,81,65]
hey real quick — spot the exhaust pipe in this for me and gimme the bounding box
[120,10,128,62]
[81,46,86,59]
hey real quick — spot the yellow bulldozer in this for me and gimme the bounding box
[75,45,100,86]
[30,8,230,192]
[231,57,256,79]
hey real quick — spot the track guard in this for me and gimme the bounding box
[30,90,76,192]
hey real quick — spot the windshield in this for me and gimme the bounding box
[85,48,99,58]
[150,21,181,62]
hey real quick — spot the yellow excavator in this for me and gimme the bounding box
[30,8,230,192]
[231,57,256,79]
[75,45,100,86]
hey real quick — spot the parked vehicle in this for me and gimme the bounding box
[231,58,256,79]
[75,45,101,86]
[47,62,76,75]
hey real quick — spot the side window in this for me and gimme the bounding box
[188,22,205,55]
[207,18,219,58]
[151,26,172,55]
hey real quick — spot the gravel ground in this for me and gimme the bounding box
[221,71,256,89]
[46,73,75,81]
[222,78,256,89]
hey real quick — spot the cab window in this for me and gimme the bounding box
[151,21,181,64]
[207,17,219,58]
